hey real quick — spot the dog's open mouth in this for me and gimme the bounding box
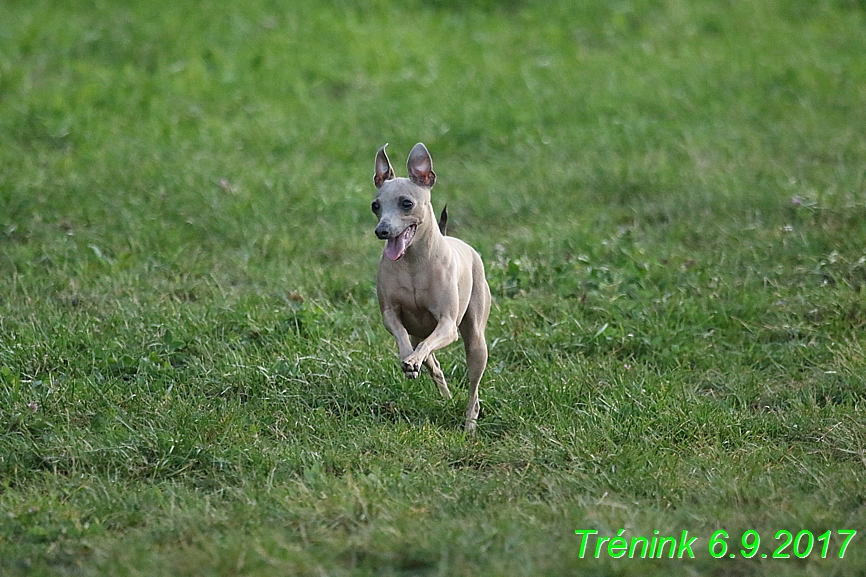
[383,224,417,261]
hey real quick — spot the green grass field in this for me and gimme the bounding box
[2,0,866,574]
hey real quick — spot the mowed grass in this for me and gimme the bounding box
[2,0,866,574]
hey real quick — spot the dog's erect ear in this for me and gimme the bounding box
[407,143,436,188]
[374,144,395,188]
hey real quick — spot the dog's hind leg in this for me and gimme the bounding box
[460,264,491,433]
[424,352,452,399]
[410,335,451,399]
[461,323,488,433]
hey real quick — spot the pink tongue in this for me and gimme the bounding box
[384,227,413,261]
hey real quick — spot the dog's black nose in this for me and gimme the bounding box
[375,226,389,240]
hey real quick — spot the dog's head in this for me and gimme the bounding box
[372,143,437,261]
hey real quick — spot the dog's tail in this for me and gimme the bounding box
[438,205,448,236]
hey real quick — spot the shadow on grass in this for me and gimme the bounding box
[339,546,439,576]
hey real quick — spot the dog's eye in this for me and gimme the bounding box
[400,199,414,210]
[371,201,380,212]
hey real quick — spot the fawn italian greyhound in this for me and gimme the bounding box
[372,143,491,432]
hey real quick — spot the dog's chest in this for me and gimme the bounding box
[396,280,440,336]
[380,266,447,337]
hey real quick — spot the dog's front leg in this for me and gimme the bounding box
[381,307,419,378]
[401,318,459,378]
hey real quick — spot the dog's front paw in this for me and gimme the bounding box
[401,355,422,379]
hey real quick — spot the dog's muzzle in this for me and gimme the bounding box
[375,225,389,240]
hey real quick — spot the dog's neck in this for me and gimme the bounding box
[402,204,444,264]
